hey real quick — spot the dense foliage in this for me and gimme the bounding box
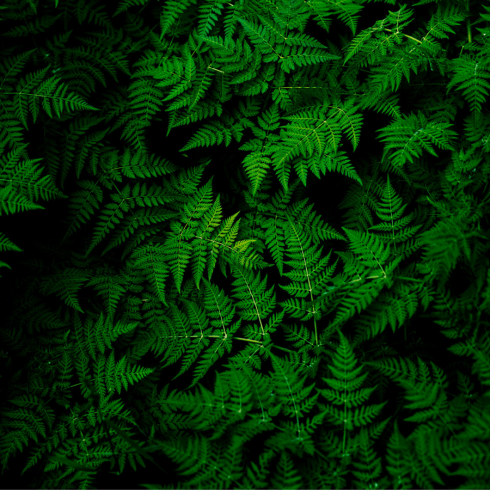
[1,0,490,488]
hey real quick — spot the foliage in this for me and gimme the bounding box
[1,0,490,488]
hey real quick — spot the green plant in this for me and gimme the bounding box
[1,0,490,488]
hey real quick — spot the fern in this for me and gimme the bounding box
[1,0,490,488]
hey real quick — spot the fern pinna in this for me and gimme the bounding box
[1,0,490,489]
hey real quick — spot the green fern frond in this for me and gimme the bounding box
[269,352,317,442]
[112,0,150,17]
[127,77,165,128]
[446,54,490,113]
[353,281,419,340]
[84,274,131,324]
[368,175,422,256]
[61,179,104,243]
[270,451,303,489]
[108,353,154,395]
[1,11,61,37]
[0,142,66,213]
[11,72,99,130]
[197,0,226,38]
[0,104,26,150]
[318,330,387,461]
[0,231,22,253]
[181,115,238,151]
[278,215,338,330]
[155,435,244,488]
[150,58,186,92]
[377,111,458,168]
[38,267,90,313]
[229,262,275,335]
[351,427,383,490]
[84,183,135,257]
[158,0,197,38]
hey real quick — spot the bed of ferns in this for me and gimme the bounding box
[1,0,490,488]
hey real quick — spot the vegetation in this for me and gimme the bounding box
[0,0,490,488]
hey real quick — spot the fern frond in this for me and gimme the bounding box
[12,72,99,129]
[377,111,458,168]
[351,427,383,489]
[158,0,197,38]
[229,262,276,336]
[270,451,303,489]
[318,330,387,462]
[446,54,490,113]
[181,115,237,151]
[156,435,244,488]
[197,0,226,38]
[38,267,90,313]
[112,0,149,17]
